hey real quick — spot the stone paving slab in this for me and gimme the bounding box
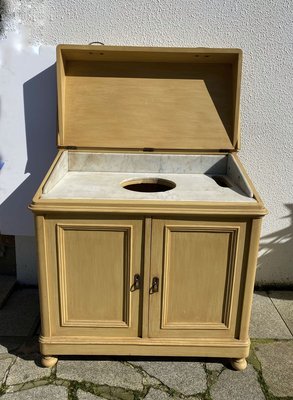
[144,388,181,399]
[0,344,8,354]
[210,364,265,400]
[205,361,224,372]
[141,372,161,387]
[0,357,14,385]
[5,354,51,387]
[0,289,39,336]
[254,341,293,397]
[250,292,292,339]
[0,385,68,399]
[0,288,292,400]
[129,360,206,396]
[269,291,293,334]
[57,359,144,391]
[77,389,107,399]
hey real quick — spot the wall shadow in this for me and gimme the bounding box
[0,64,58,236]
[257,203,293,294]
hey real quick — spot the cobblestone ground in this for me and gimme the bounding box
[0,289,292,399]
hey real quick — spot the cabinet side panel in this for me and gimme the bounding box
[237,218,262,340]
[35,215,51,337]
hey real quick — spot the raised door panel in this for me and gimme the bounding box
[149,219,246,338]
[45,217,143,338]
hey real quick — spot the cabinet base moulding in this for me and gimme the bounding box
[39,337,250,359]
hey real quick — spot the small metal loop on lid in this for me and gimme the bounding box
[89,41,105,45]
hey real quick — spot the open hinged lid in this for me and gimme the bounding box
[57,45,242,151]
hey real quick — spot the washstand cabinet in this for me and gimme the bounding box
[30,45,267,370]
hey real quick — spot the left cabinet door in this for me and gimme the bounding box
[43,216,143,338]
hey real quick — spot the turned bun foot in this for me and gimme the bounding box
[230,358,247,371]
[41,355,58,368]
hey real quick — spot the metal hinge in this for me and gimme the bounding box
[143,148,154,152]
[64,146,77,150]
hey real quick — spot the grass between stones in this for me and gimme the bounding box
[0,356,16,396]
[1,345,291,400]
[0,358,217,400]
[123,360,207,399]
[249,339,293,400]
[201,363,225,400]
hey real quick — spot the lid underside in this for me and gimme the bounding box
[57,46,242,151]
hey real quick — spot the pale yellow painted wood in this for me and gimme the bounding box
[57,45,241,151]
[39,334,250,346]
[34,215,52,338]
[45,217,143,338]
[58,45,241,62]
[141,218,152,338]
[232,153,266,208]
[230,358,248,371]
[57,225,130,326]
[232,50,242,149]
[63,70,232,150]
[57,48,66,144]
[41,356,58,367]
[149,219,246,339]
[31,150,65,205]
[30,199,267,217]
[236,218,263,341]
[39,336,250,358]
[35,213,260,364]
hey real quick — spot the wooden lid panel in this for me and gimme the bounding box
[57,46,241,151]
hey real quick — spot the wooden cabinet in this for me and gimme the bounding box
[35,214,261,370]
[30,45,267,370]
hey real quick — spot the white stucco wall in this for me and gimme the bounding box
[0,0,292,284]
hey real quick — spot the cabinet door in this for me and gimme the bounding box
[45,217,143,338]
[149,219,247,338]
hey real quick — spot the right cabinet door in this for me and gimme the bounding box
[149,218,247,339]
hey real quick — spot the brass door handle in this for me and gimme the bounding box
[150,277,159,293]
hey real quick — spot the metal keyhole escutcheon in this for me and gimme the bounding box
[133,274,141,290]
[150,277,159,293]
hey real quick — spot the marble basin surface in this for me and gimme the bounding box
[41,152,256,203]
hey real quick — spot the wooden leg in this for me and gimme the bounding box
[41,355,58,368]
[230,358,247,371]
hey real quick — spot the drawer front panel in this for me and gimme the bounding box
[45,217,143,338]
[149,219,247,339]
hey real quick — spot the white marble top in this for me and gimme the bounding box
[42,170,256,203]
[41,152,256,202]
[68,152,227,174]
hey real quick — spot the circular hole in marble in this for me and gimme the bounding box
[121,178,176,193]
